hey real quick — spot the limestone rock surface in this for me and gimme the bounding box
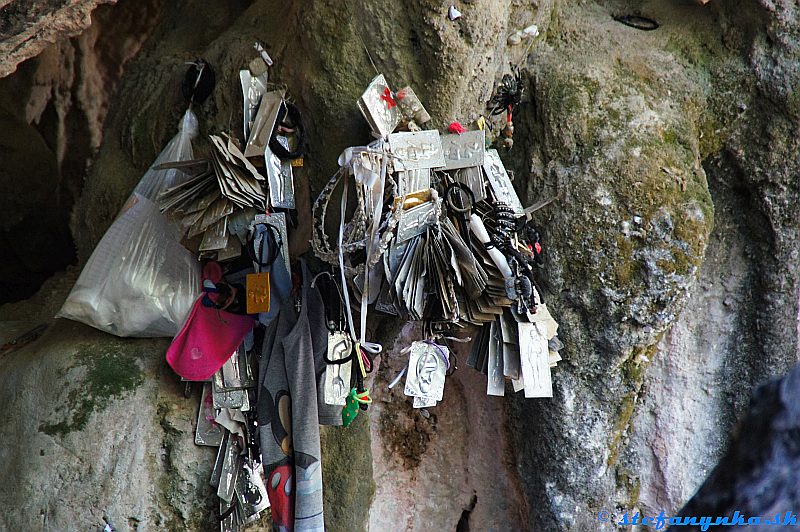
[0,1,799,531]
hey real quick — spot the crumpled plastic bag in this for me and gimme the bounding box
[58,110,201,337]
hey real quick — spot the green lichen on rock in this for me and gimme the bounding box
[616,467,641,510]
[320,415,375,532]
[527,36,714,330]
[39,343,145,436]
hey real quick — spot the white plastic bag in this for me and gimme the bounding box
[58,110,201,337]
[132,110,199,201]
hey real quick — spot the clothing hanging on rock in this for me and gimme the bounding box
[256,259,341,532]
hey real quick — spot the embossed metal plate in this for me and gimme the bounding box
[441,130,485,170]
[265,144,295,209]
[397,168,431,196]
[195,383,223,446]
[413,395,437,408]
[404,341,448,402]
[244,90,284,158]
[396,200,438,243]
[324,332,352,406]
[483,149,524,214]
[518,321,553,398]
[217,434,242,502]
[389,130,446,171]
[358,74,401,139]
[396,86,431,124]
[235,459,271,518]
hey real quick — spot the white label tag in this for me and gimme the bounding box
[324,332,352,406]
[518,321,553,398]
[487,320,505,396]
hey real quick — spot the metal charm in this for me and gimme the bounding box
[212,354,250,410]
[375,281,399,315]
[235,459,271,518]
[265,145,295,209]
[404,341,448,402]
[413,395,438,408]
[486,320,505,396]
[395,86,431,125]
[212,384,247,410]
[196,383,224,446]
[217,434,242,502]
[199,217,229,252]
[396,168,431,196]
[396,200,438,243]
[518,321,553,398]
[483,149,524,214]
[324,332,353,406]
[239,67,268,141]
[358,74,401,139]
[389,130,446,171]
[441,130,485,170]
[219,498,238,532]
[210,430,229,488]
[244,90,284,158]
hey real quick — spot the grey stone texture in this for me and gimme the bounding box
[1,0,799,530]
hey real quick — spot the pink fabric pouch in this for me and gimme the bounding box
[166,262,254,380]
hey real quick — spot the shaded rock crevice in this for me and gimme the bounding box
[0,0,161,303]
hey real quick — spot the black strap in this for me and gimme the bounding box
[445,182,475,214]
[269,102,305,160]
[324,334,353,365]
[247,223,282,268]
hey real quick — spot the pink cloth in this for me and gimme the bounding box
[166,296,255,380]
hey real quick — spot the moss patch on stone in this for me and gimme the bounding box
[39,344,145,436]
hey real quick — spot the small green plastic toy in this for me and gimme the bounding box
[342,388,372,427]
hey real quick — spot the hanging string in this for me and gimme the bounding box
[343,1,381,77]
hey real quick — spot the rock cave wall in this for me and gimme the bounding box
[0,0,798,531]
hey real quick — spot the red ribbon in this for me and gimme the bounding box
[380,87,396,109]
